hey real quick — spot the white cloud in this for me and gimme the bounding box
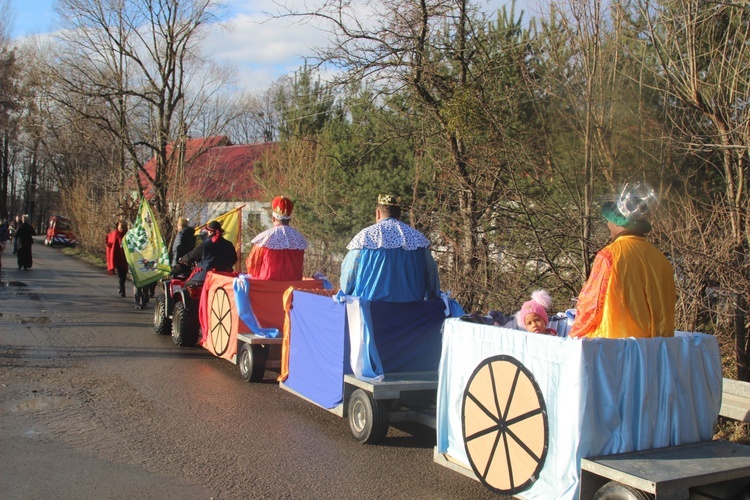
[203,0,537,93]
[202,12,331,93]
[13,0,537,94]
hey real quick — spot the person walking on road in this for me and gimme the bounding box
[15,215,35,270]
[0,219,9,272]
[106,221,129,297]
[9,215,19,254]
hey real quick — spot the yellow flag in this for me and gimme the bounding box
[196,206,243,270]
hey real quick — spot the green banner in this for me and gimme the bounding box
[123,199,170,288]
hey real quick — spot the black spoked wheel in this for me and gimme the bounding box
[153,295,171,335]
[348,388,390,444]
[592,482,654,500]
[238,343,269,382]
[209,287,232,356]
[172,301,199,347]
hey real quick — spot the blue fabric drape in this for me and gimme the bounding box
[232,277,279,338]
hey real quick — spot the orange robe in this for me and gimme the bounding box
[569,234,675,339]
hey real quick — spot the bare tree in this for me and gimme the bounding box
[48,0,226,235]
[0,0,18,220]
[277,0,539,309]
[629,0,750,379]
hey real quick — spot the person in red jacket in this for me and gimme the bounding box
[245,196,308,280]
[105,221,129,297]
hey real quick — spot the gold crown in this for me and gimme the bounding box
[377,194,401,206]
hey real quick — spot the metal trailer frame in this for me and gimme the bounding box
[224,332,283,383]
[579,440,750,499]
[433,376,750,499]
[280,371,439,444]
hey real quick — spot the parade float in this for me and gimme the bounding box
[432,319,750,499]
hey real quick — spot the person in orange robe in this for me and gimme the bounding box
[245,196,308,280]
[569,184,675,339]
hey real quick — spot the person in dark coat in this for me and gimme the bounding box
[171,217,196,278]
[15,215,35,270]
[179,220,237,286]
[105,221,129,296]
[0,219,9,271]
[9,215,19,254]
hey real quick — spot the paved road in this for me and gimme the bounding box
[0,240,500,499]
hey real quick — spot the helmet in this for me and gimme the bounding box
[616,182,657,222]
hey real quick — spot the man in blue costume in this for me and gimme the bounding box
[340,194,440,302]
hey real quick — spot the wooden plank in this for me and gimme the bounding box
[721,393,750,423]
[721,378,750,422]
[724,378,750,399]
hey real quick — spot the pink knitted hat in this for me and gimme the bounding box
[515,290,552,326]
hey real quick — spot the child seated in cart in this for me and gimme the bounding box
[514,290,557,336]
[460,289,572,336]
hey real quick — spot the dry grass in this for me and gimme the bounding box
[61,246,106,270]
[715,418,750,445]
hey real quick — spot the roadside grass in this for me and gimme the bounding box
[715,418,750,445]
[61,246,106,270]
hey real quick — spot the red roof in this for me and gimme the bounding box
[141,136,274,201]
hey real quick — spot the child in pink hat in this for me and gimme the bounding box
[515,290,558,336]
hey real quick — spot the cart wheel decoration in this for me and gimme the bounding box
[462,354,548,495]
[209,287,232,356]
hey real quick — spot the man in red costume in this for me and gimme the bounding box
[245,196,308,280]
[105,220,129,297]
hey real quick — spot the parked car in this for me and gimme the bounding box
[45,215,78,247]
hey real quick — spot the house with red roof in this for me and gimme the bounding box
[140,136,277,231]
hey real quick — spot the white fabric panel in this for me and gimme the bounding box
[435,319,722,499]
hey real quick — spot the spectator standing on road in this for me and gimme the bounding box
[106,221,129,297]
[0,219,9,271]
[9,215,19,254]
[15,215,35,270]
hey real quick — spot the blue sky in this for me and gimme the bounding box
[10,0,536,93]
[11,0,55,38]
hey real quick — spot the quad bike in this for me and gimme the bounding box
[153,275,202,347]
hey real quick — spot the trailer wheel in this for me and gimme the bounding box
[592,481,654,500]
[153,295,171,335]
[348,389,390,444]
[172,301,199,347]
[238,343,269,382]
